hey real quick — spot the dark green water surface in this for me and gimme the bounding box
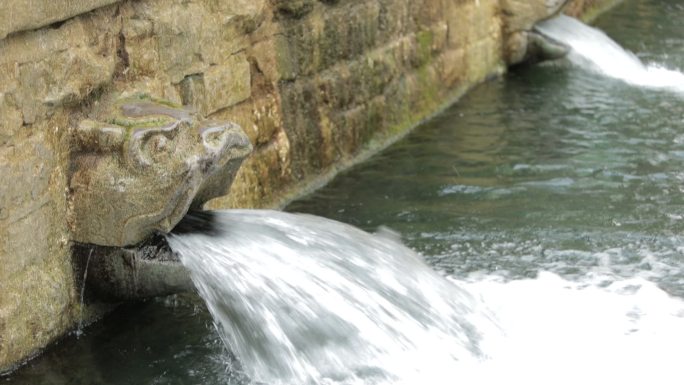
[4,0,684,383]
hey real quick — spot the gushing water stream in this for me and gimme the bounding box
[169,210,684,385]
[535,14,684,91]
[168,210,495,385]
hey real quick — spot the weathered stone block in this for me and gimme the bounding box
[179,55,252,116]
[0,0,121,39]
[0,8,118,124]
[4,203,52,281]
[279,79,324,177]
[0,132,55,223]
[280,16,322,78]
[0,252,76,372]
[0,94,22,146]
[563,0,620,21]
[251,95,283,146]
[210,92,282,147]
[272,0,316,18]
[319,2,380,68]
[121,17,159,78]
[206,0,267,33]
[501,0,567,32]
[316,69,354,111]
[123,0,253,83]
[500,0,568,63]
[436,47,467,88]
[464,35,504,84]
[271,34,300,81]
[376,0,410,45]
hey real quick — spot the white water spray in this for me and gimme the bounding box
[535,14,684,91]
[169,210,684,385]
[168,210,496,385]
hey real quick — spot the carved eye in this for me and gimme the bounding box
[140,133,173,164]
[126,122,180,169]
[204,129,224,149]
[150,135,168,152]
[200,124,228,152]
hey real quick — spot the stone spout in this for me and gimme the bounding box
[73,211,223,301]
[524,30,571,63]
[68,95,251,300]
[73,235,193,301]
[501,0,572,65]
[68,95,252,247]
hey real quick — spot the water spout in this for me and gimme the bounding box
[534,14,684,91]
[73,234,193,302]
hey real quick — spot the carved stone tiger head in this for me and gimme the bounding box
[68,96,252,246]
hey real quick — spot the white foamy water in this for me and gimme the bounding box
[169,210,684,385]
[459,272,684,385]
[535,14,684,91]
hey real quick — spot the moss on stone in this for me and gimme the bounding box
[416,29,434,65]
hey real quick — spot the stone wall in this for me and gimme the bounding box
[564,0,623,21]
[0,0,617,372]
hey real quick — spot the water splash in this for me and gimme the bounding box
[535,15,684,91]
[456,272,684,385]
[168,210,494,385]
[169,210,684,385]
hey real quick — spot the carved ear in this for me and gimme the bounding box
[72,120,126,153]
[124,121,181,169]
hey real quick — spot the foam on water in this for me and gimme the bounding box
[459,272,684,385]
[535,14,684,92]
[169,210,684,385]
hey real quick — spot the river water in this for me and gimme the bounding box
[5,0,684,384]
[289,0,684,294]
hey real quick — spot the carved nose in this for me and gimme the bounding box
[191,121,252,208]
[199,122,252,155]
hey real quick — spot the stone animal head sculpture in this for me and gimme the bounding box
[68,96,252,246]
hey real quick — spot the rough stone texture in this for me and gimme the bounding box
[68,97,252,247]
[0,123,75,372]
[0,6,119,126]
[72,236,192,302]
[0,0,122,39]
[180,54,253,116]
[500,0,569,64]
[564,0,623,21]
[0,0,619,372]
